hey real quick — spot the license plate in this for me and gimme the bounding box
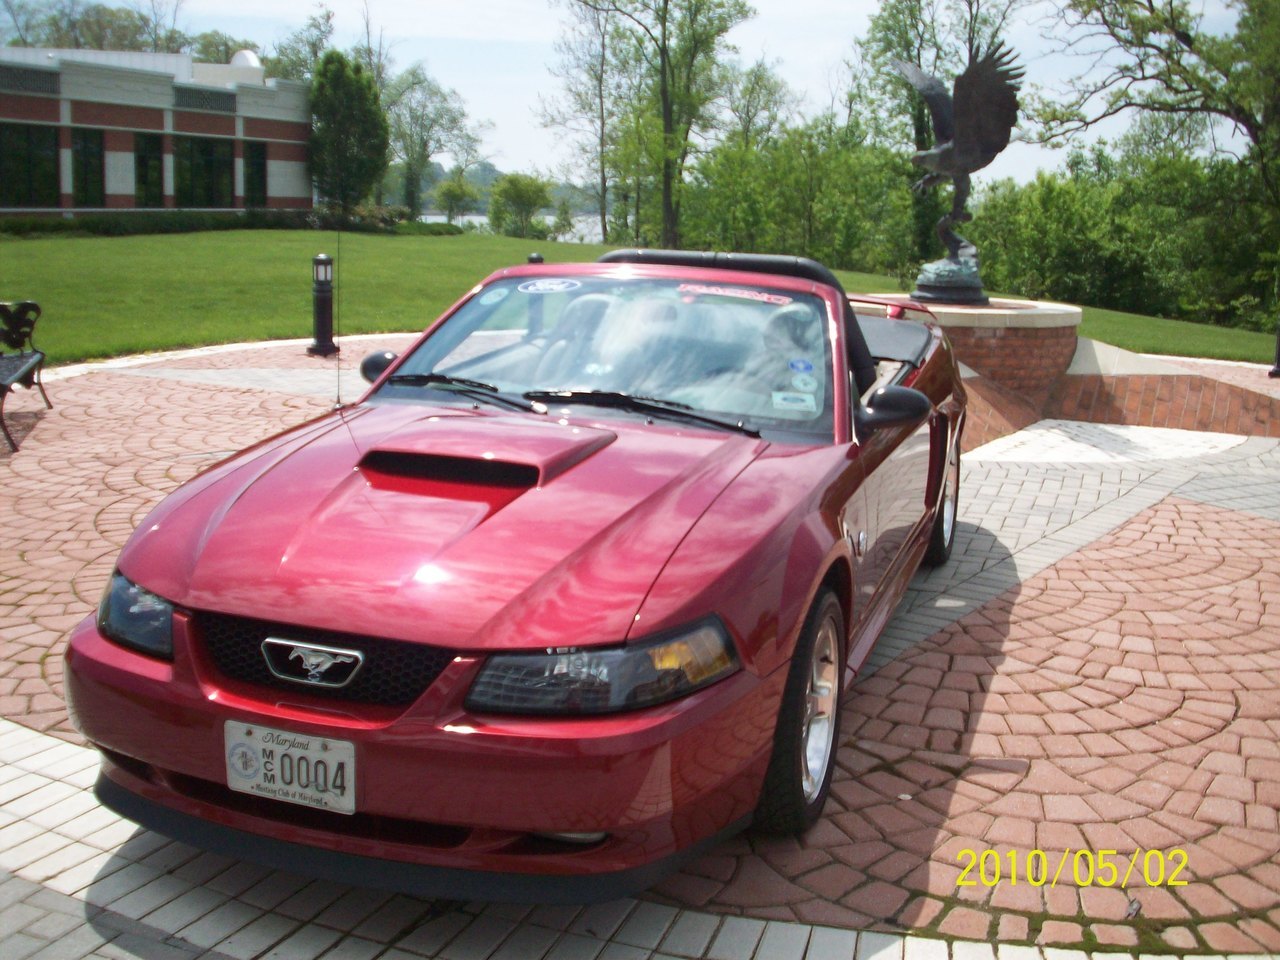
[224,721,355,815]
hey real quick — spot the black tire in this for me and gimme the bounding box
[753,589,845,834]
[923,440,960,567]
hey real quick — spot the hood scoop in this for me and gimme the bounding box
[361,450,539,487]
[359,451,538,504]
[362,416,618,489]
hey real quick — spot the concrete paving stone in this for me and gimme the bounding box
[41,850,122,897]
[104,872,196,921]
[596,943,651,960]
[259,920,345,960]
[543,933,608,960]
[7,933,51,960]
[432,916,517,960]
[528,903,587,931]
[755,921,812,960]
[4,832,76,873]
[349,894,437,941]
[802,926,858,960]
[657,912,721,957]
[394,911,474,956]
[309,886,395,931]
[857,931,905,960]
[486,924,561,960]
[614,902,679,950]
[174,897,263,949]
[707,917,767,960]
[210,912,300,960]
[138,882,228,932]
[951,943,997,960]
[24,923,116,960]
[571,900,639,941]
[899,937,946,960]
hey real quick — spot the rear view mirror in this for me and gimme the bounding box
[361,351,398,383]
[855,385,931,441]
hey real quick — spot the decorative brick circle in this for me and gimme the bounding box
[3,340,1279,956]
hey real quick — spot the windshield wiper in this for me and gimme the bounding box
[523,390,761,438]
[386,373,543,413]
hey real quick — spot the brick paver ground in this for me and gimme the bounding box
[2,337,1278,960]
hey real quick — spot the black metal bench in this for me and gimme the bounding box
[0,301,51,452]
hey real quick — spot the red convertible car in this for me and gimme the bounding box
[65,250,965,902]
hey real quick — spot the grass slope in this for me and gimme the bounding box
[1,231,1273,365]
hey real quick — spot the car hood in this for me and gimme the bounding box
[120,402,767,651]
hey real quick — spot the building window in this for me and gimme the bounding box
[72,128,104,207]
[173,135,233,208]
[244,141,267,207]
[0,123,59,207]
[135,133,164,208]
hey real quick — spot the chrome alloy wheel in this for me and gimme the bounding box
[801,614,839,802]
[940,450,959,548]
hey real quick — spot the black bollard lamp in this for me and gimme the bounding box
[308,253,339,357]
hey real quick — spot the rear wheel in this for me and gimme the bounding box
[754,589,844,834]
[924,440,960,567]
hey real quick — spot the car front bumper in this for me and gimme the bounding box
[65,611,780,901]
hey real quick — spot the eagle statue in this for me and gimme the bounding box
[894,44,1023,265]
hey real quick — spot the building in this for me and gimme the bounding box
[0,48,311,215]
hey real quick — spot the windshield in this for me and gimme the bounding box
[375,276,834,438]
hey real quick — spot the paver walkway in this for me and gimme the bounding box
[1,338,1278,960]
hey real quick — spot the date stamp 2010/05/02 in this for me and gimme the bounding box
[956,848,1189,888]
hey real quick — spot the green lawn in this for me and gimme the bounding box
[1,231,1273,365]
[0,232,610,365]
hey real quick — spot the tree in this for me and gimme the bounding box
[434,167,480,223]
[572,0,753,247]
[388,66,472,213]
[188,30,259,64]
[2,0,41,44]
[2,0,188,52]
[1034,0,1280,330]
[489,173,552,238]
[722,58,796,150]
[309,49,389,216]
[264,3,333,80]
[550,198,576,239]
[543,1,615,244]
[135,0,185,53]
[1036,1,1278,208]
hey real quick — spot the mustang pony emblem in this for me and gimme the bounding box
[261,638,364,688]
[290,647,355,681]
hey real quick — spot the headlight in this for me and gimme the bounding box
[98,572,174,660]
[465,619,739,716]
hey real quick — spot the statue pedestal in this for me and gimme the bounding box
[884,296,1083,400]
[912,256,988,306]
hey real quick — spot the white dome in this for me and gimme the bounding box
[230,49,262,68]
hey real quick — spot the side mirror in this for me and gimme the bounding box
[855,385,932,442]
[360,350,398,383]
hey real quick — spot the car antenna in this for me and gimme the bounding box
[333,226,343,409]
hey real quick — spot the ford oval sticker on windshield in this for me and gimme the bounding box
[518,279,582,294]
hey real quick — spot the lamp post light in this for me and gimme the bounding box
[308,253,339,357]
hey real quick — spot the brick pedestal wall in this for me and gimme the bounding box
[945,325,1079,403]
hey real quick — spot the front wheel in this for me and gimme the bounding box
[754,589,845,834]
[923,441,960,567]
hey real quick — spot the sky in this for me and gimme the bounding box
[178,0,1234,185]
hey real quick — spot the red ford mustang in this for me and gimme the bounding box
[65,250,965,902]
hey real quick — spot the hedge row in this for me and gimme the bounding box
[0,209,465,238]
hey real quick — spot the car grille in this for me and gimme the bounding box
[196,612,456,706]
